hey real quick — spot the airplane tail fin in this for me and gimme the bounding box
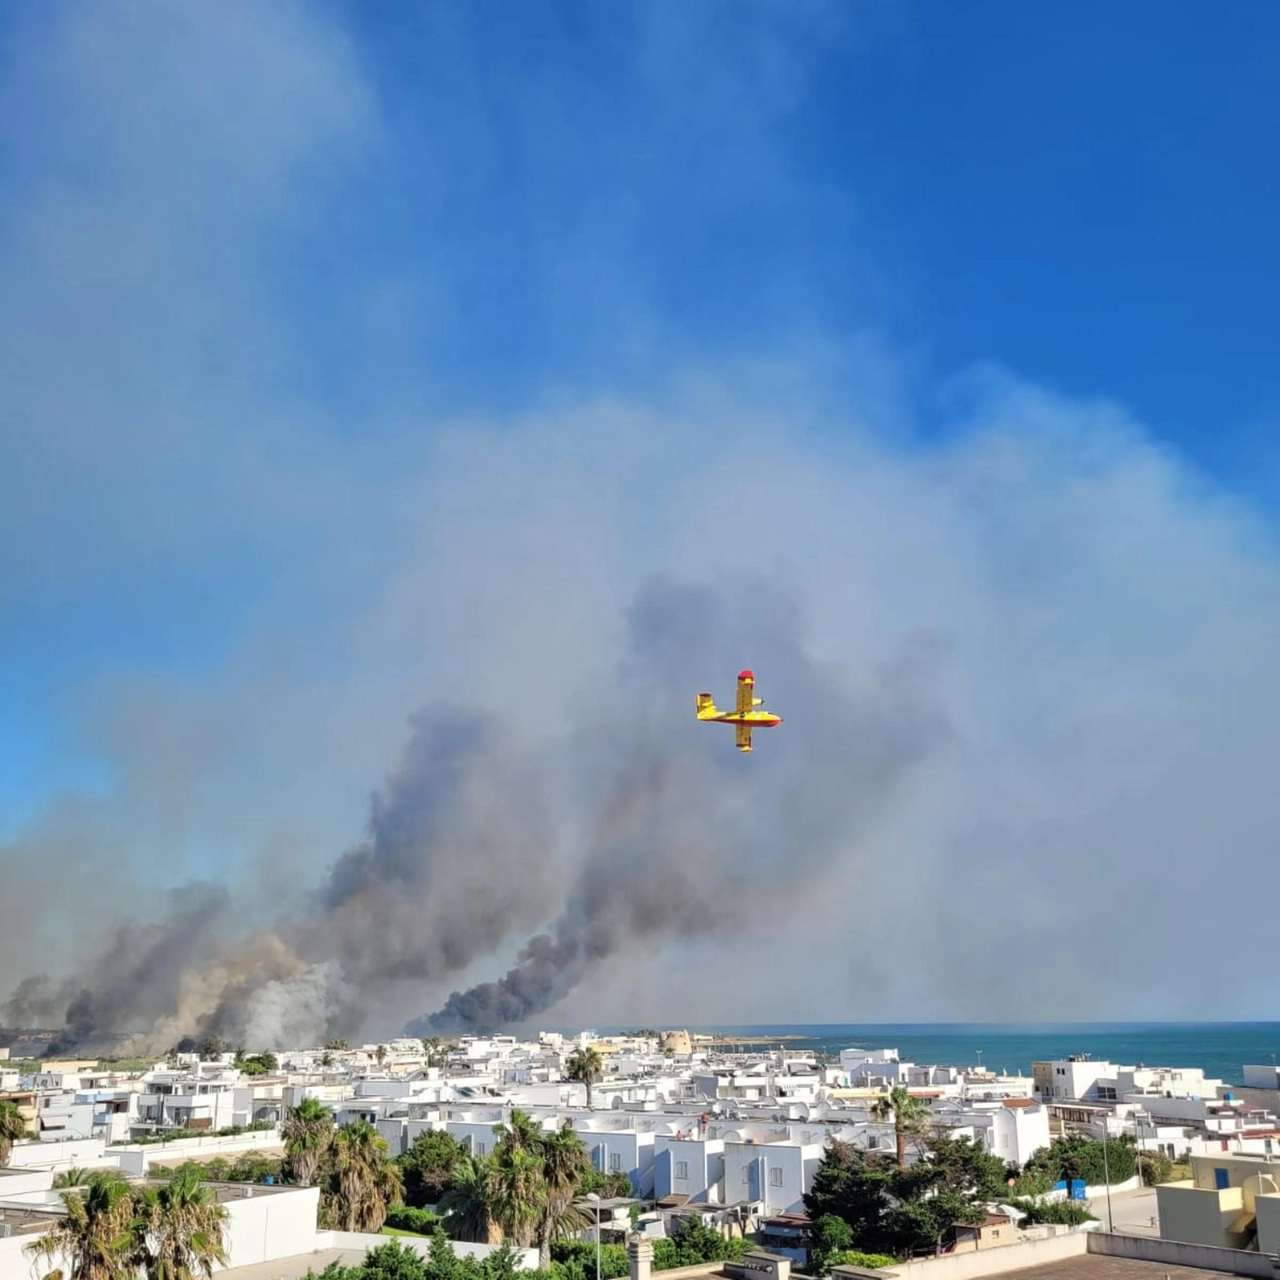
[696,692,718,718]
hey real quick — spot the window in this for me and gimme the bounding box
[610,1154,622,1172]
[769,1167,783,1187]
[476,1141,487,1156]
[675,1161,688,1180]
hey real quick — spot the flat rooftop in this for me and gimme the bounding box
[1002,1258,1255,1280]
[0,1206,59,1237]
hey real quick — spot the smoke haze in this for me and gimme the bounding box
[4,0,1280,1047]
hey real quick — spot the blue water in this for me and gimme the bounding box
[612,1024,1280,1086]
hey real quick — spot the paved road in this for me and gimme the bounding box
[1092,1187,1159,1236]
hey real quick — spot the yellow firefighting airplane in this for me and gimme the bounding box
[695,669,783,752]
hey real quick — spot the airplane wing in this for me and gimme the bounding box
[736,723,752,752]
[736,670,754,715]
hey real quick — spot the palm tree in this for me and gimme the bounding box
[438,1153,498,1243]
[533,1122,591,1269]
[0,1099,29,1167]
[375,1045,387,1067]
[53,1169,98,1189]
[485,1146,543,1248]
[282,1098,333,1187]
[136,1165,229,1280]
[870,1084,930,1170]
[566,1047,603,1110]
[420,1037,448,1071]
[330,1120,403,1232]
[26,1170,140,1280]
[495,1109,542,1154]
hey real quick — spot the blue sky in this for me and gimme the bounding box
[324,0,1280,452]
[3,0,1280,1030]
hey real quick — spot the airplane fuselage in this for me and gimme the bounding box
[700,711,782,727]
[695,669,783,751]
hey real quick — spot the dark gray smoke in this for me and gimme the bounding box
[5,709,556,1051]
[413,578,950,1034]
[5,883,232,1041]
[7,576,948,1050]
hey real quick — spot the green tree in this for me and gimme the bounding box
[869,1086,929,1170]
[359,1240,427,1280]
[376,1046,388,1067]
[0,1099,30,1167]
[477,1243,524,1280]
[1023,1134,1135,1187]
[579,1168,632,1199]
[327,1040,350,1051]
[885,1188,983,1257]
[565,1048,603,1110]
[26,1170,141,1280]
[197,1037,229,1062]
[238,1052,279,1077]
[913,1133,1008,1200]
[1008,1197,1095,1226]
[485,1146,543,1249]
[550,1241,629,1280]
[399,1130,463,1207]
[530,1121,590,1269]
[385,1206,439,1234]
[808,1215,854,1277]
[438,1155,497,1244]
[659,1218,745,1266]
[804,1140,897,1248]
[420,1039,450,1071]
[1137,1150,1172,1186]
[805,1131,1008,1260]
[54,1169,97,1190]
[136,1165,230,1280]
[329,1120,404,1232]
[424,1224,461,1280]
[283,1098,335,1188]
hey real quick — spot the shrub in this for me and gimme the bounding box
[386,1206,440,1235]
[826,1251,898,1271]
[549,1242,629,1280]
[1008,1197,1095,1226]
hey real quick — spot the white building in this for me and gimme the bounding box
[722,1140,823,1216]
[574,1120,657,1195]
[653,1135,725,1203]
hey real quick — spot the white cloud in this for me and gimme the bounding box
[3,0,1279,1034]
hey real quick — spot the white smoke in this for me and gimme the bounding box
[241,963,349,1052]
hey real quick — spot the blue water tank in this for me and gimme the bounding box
[1225,1092,1234,1101]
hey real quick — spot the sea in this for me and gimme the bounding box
[596,1023,1280,1086]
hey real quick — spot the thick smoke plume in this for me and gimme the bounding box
[5,708,556,1051]
[413,579,949,1034]
[4,578,945,1050]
